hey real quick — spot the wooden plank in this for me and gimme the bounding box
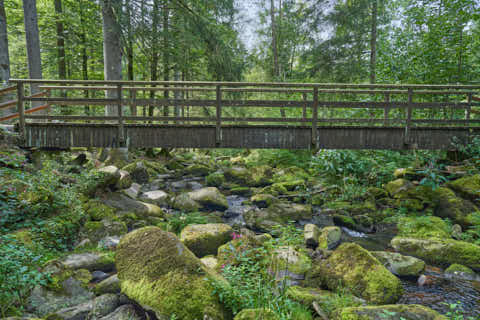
[17,82,25,139]
[405,88,413,144]
[312,87,318,148]
[123,116,214,122]
[27,97,115,105]
[38,85,117,90]
[117,85,124,145]
[0,85,16,96]
[384,93,390,126]
[0,99,17,110]
[25,115,119,121]
[0,104,49,122]
[216,85,222,145]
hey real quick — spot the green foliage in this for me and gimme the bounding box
[417,162,448,191]
[164,212,209,235]
[443,302,477,320]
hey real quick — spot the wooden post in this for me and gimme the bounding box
[17,81,25,140]
[384,93,390,126]
[405,88,413,145]
[216,85,222,146]
[466,93,472,127]
[302,92,307,121]
[130,88,137,117]
[312,87,318,149]
[117,84,124,147]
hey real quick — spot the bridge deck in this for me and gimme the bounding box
[6,79,480,150]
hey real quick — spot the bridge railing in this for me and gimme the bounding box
[8,79,480,147]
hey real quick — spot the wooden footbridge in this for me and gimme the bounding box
[1,79,480,150]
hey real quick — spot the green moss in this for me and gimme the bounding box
[83,199,116,221]
[332,305,447,320]
[217,237,263,268]
[233,309,278,320]
[271,246,312,275]
[385,179,413,197]
[448,174,480,202]
[391,237,480,271]
[318,226,342,250]
[230,187,251,196]
[432,187,478,227]
[251,194,277,208]
[180,223,233,257]
[445,263,475,275]
[206,172,226,187]
[305,243,403,305]
[397,216,451,239]
[333,215,357,229]
[185,164,211,176]
[260,183,289,196]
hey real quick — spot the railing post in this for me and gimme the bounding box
[117,84,125,147]
[17,81,25,141]
[384,93,390,127]
[466,93,472,127]
[216,85,222,146]
[405,88,413,145]
[312,86,318,149]
[302,92,307,121]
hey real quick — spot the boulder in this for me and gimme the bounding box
[391,237,480,271]
[448,174,480,203]
[122,183,141,199]
[116,227,230,320]
[385,179,414,197]
[371,251,425,277]
[139,190,168,206]
[102,192,164,220]
[46,294,120,320]
[396,216,451,239]
[115,170,132,190]
[304,224,320,248]
[244,202,312,232]
[305,243,403,304]
[233,309,278,320]
[224,166,271,187]
[318,226,341,250]
[444,263,476,276]
[250,194,277,208]
[271,246,312,286]
[98,305,143,320]
[180,223,233,257]
[95,274,121,295]
[332,305,446,320]
[432,187,478,227]
[184,164,211,176]
[98,236,122,250]
[82,220,127,244]
[122,162,149,184]
[201,256,219,269]
[62,252,115,272]
[172,193,201,212]
[98,166,121,187]
[206,172,226,187]
[188,187,229,211]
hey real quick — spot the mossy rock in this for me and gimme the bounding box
[184,164,211,176]
[82,219,127,244]
[396,216,451,239]
[260,183,289,196]
[233,309,278,320]
[217,236,264,268]
[333,215,357,230]
[116,227,231,320]
[94,274,120,295]
[444,263,475,275]
[305,243,403,305]
[188,187,229,211]
[206,172,226,187]
[394,168,424,181]
[332,305,446,320]
[270,246,312,283]
[251,194,277,208]
[180,223,233,257]
[42,260,92,293]
[318,226,342,250]
[391,237,480,271]
[385,179,413,197]
[230,186,252,196]
[366,187,389,200]
[304,224,320,248]
[286,286,363,317]
[83,199,117,221]
[224,166,272,187]
[244,202,312,233]
[121,162,149,184]
[172,193,201,212]
[432,187,478,227]
[448,174,480,203]
[372,251,425,277]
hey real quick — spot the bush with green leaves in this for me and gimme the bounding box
[164,212,209,234]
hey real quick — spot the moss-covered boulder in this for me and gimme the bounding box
[184,164,211,176]
[180,223,233,257]
[391,237,480,271]
[139,190,168,206]
[371,251,425,277]
[305,243,403,304]
[116,227,231,320]
[230,186,252,196]
[432,187,478,227]
[115,170,132,190]
[448,174,480,203]
[318,226,342,250]
[172,193,201,212]
[396,216,451,239]
[224,166,272,187]
[102,192,164,220]
[304,224,320,248]
[217,235,265,268]
[233,309,278,320]
[201,256,219,269]
[251,194,277,208]
[82,219,127,244]
[444,263,476,276]
[84,199,117,221]
[206,172,226,187]
[270,246,312,285]
[61,252,115,272]
[244,202,312,233]
[188,187,229,211]
[94,274,120,295]
[385,179,413,197]
[332,305,446,320]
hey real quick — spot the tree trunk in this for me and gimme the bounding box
[22,0,43,111]
[270,0,279,79]
[54,0,66,80]
[79,0,89,115]
[149,0,160,118]
[369,0,377,84]
[0,0,12,115]
[163,0,170,118]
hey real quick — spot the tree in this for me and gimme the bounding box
[0,0,9,87]
[54,0,66,80]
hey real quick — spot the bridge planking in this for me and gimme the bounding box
[6,79,480,150]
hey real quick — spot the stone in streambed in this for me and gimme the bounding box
[180,223,233,257]
[318,226,341,250]
[188,187,229,211]
[332,305,446,320]
[371,251,425,277]
[304,224,320,248]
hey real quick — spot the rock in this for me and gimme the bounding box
[122,162,149,184]
[393,168,422,180]
[172,193,201,212]
[47,294,120,320]
[187,181,203,190]
[82,220,127,244]
[180,223,233,257]
[115,170,132,190]
[217,236,265,268]
[318,226,341,250]
[448,174,480,203]
[385,179,413,197]
[139,190,168,205]
[304,224,320,248]
[305,243,403,304]
[91,271,110,282]
[98,236,121,250]
[251,194,277,208]
[62,253,115,272]
[98,305,143,320]
[116,227,230,320]
[206,172,226,187]
[372,251,425,277]
[184,164,211,176]
[122,183,141,199]
[201,256,219,269]
[230,186,252,196]
[75,239,92,249]
[451,224,463,240]
[244,202,312,233]
[188,187,229,211]
[98,166,121,188]
[396,216,451,239]
[391,237,480,271]
[432,187,478,227]
[233,309,278,320]
[224,166,271,187]
[271,246,312,286]
[445,263,476,276]
[95,274,121,295]
[102,192,164,220]
[331,305,446,320]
